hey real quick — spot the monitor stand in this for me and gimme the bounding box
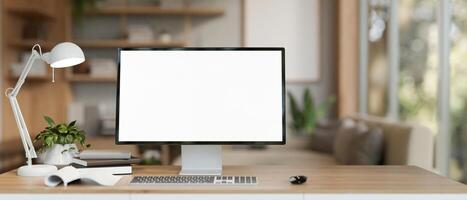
[179,145,222,175]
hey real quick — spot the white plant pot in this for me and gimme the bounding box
[39,144,79,166]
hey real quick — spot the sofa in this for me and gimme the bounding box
[218,115,435,171]
[349,115,434,170]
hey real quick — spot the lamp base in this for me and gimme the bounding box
[17,164,58,177]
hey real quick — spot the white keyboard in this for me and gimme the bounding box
[130,175,258,186]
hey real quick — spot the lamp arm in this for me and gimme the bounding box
[10,50,41,97]
[8,97,37,165]
[5,49,42,166]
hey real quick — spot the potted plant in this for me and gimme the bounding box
[34,116,90,165]
[72,0,102,24]
[288,88,335,136]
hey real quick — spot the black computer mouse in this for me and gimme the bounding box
[289,175,307,184]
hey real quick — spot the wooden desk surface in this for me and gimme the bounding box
[0,165,466,194]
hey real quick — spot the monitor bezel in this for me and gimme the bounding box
[116,47,286,145]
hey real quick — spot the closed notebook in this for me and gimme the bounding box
[71,164,132,175]
[72,157,141,167]
[79,150,131,160]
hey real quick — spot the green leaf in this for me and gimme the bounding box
[44,136,54,147]
[68,120,76,127]
[58,124,68,134]
[288,92,303,131]
[44,116,55,127]
[52,134,58,142]
[302,88,316,133]
[303,88,313,114]
[318,96,336,119]
[288,88,334,135]
[66,134,74,144]
[58,136,66,144]
[76,134,83,141]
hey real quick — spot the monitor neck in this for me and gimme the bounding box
[179,145,222,175]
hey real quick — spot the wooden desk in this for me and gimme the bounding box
[0,165,466,200]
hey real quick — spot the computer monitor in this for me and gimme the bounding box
[117,48,285,175]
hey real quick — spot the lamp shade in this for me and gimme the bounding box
[46,42,85,68]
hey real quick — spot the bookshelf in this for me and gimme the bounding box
[77,39,186,48]
[1,0,71,172]
[66,1,226,165]
[6,1,56,20]
[0,0,242,170]
[66,74,116,83]
[9,75,51,81]
[85,6,224,16]
[67,2,224,82]
[8,39,55,50]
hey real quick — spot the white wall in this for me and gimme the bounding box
[284,0,338,120]
[191,0,242,46]
[245,0,320,82]
[243,0,337,124]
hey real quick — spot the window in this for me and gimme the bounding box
[450,0,467,183]
[360,0,467,182]
[398,0,438,133]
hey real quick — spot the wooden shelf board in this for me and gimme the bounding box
[8,6,55,20]
[68,75,116,83]
[77,40,186,48]
[9,75,49,81]
[8,40,55,50]
[86,6,224,16]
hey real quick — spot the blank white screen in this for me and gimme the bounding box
[118,50,283,142]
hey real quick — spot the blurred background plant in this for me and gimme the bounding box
[288,88,335,135]
[72,0,102,23]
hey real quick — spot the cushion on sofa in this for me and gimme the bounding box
[310,121,340,154]
[351,116,412,165]
[333,119,384,165]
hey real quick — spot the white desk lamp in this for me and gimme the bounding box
[4,42,85,176]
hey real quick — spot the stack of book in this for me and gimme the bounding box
[71,150,140,175]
